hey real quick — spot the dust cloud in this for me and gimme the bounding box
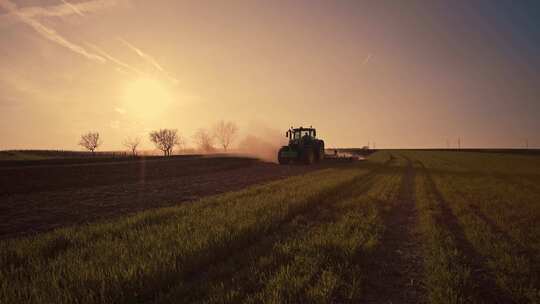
[235,125,288,163]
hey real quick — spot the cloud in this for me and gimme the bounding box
[0,0,106,63]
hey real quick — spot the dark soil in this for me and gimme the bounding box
[0,156,329,240]
[0,155,262,195]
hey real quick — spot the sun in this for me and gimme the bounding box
[122,77,173,121]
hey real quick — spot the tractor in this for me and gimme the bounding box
[278,126,325,165]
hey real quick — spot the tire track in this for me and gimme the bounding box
[362,156,426,303]
[420,161,512,303]
[148,163,396,302]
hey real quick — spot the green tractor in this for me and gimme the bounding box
[278,126,325,165]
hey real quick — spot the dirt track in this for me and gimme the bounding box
[362,157,426,303]
[0,156,328,240]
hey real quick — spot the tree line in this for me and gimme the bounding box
[78,120,238,156]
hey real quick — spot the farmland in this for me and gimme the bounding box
[0,155,329,239]
[1,151,540,303]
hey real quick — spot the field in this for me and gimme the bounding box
[0,150,132,161]
[1,151,539,303]
[0,155,329,239]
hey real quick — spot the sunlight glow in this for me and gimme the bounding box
[122,77,173,121]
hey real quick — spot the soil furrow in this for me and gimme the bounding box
[362,157,425,303]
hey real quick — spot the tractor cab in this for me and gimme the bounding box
[279,126,325,165]
[286,127,317,145]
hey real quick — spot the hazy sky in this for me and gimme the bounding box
[1,0,539,150]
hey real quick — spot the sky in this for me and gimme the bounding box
[0,0,539,150]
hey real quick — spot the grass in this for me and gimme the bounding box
[402,150,540,303]
[414,160,471,303]
[199,167,400,304]
[1,150,540,303]
[0,165,374,303]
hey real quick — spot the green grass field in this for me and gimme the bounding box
[1,150,539,303]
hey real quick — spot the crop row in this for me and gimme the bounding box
[406,151,540,303]
[413,161,472,303]
[0,160,406,304]
[190,165,402,303]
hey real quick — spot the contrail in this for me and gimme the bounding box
[0,0,106,63]
[119,38,164,72]
[0,0,179,82]
[88,43,145,75]
[119,37,179,84]
[61,0,85,16]
[0,0,120,27]
[362,53,372,65]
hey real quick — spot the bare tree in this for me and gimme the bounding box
[213,120,238,151]
[149,129,180,156]
[192,128,215,153]
[79,132,102,155]
[123,136,141,156]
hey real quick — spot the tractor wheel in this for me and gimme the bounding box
[314,148,324,163]
[303,148,315,165]
[278,147,289,165]
[314,150,320,163]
